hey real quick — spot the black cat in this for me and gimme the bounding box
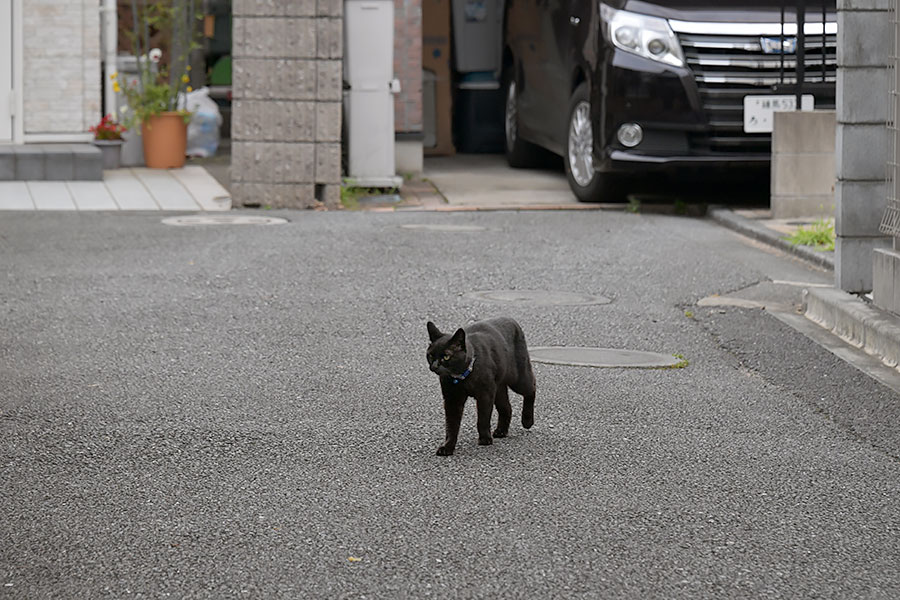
[426,317,536,456]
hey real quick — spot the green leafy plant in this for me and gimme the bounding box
[626,196,641,214]
[115,0,201,128]
[786,217,835,252]
[340,181,399,210]
[671,354,689,369]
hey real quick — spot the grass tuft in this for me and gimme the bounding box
[786,217,835,252]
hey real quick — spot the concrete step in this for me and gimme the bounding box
[0,144,103,181]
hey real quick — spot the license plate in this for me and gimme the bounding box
[743,94,815,133]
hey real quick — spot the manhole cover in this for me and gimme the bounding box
[400,224,488,232]
[529,347,684,368]
[465,290,610,306]
[162,215,288,226]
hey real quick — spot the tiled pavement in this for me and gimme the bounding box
[0,166,231,212]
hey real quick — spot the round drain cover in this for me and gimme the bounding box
[465,290,610,306]
[400,224,487,232]
[162,215,288,226]
[529,347,683,368]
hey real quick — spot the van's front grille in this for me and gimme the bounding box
[677,28,836,153]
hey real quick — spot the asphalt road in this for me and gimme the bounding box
[1,209,898,599]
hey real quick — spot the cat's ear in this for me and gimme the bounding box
[449,328,466,350]
[427,321,443,342]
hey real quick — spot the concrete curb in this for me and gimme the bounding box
[708,206,834,271]
[393,203,614,212]
[804,287,900,370]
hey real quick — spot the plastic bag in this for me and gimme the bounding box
[179,87,222,157]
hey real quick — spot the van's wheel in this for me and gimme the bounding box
[564,83,622,202]
[503,70,544,168]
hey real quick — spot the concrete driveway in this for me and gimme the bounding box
[422,154,581,208]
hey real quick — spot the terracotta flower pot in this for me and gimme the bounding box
[141,112,187,169]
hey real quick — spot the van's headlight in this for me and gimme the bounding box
[601,4,685,68]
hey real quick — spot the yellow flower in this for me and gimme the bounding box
[109,72,118,80]
[186,65,192,71]
[181,74,190,84]
[112,82,121,93]
[186,86,193,93]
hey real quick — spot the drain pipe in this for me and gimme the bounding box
[100,0,118,118]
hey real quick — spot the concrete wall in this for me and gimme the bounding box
[230,0,342,209]
[23,0,100,137]
[835,0,893,292]
[873,243,900,315]
[771,110,836,219]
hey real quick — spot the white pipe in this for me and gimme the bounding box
[100,0,118,119]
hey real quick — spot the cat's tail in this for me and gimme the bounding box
[522,385,535,429]
[515,323,536,429]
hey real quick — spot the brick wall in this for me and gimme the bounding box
[231,0,342,209]
[393,0,422,135]
[23,0,101,135]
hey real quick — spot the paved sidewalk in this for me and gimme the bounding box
[0,165,231,212]
[709,206,834,271]
[710,205,900,376]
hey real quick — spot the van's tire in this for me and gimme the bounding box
[564,83,623,202]
[502,70,545,168]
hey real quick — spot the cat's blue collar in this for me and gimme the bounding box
[451,355,475,384]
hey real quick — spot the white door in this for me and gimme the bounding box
[344,0,395,181]
[0,0,12,142]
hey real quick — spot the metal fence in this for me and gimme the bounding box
[883,0,900,242]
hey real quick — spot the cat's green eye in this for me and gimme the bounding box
[442,353,451,361]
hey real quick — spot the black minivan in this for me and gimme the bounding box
[502,1,836,201]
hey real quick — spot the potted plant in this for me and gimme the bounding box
[90,113,127,170]
[116,1,198,169]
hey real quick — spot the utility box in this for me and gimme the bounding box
[451,0,502,74]
[344,0,401,187]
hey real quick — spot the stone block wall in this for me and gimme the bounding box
[231,0,342,209]
[23,0,101,136]
[835,0,893,292]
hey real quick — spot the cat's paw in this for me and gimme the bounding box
[522,415,534,429]
[492,428,508,438]
[478,436,494,446]
[436,444,454,456]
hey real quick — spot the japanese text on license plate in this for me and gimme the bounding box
[743,94,814,133]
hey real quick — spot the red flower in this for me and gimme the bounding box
[90,114,127,140]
